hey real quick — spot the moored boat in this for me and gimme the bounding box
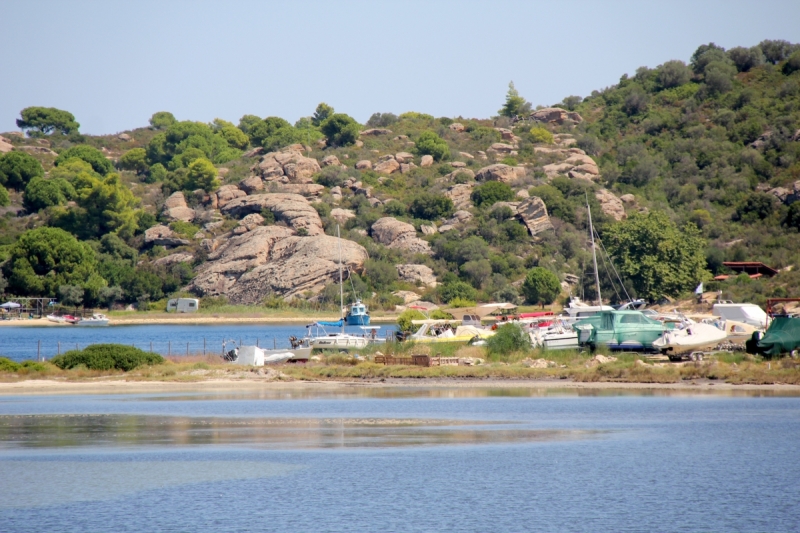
[345,300,370,326]
[652,322,727,359]
[75,314,110,326]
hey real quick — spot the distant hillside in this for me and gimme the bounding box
[1,39,799,311]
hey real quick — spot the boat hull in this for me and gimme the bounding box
[345,314,370,326]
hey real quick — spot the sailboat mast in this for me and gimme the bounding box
[588,202,602,307]
[337,225,344,333]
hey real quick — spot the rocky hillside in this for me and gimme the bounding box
[1,39,799,310]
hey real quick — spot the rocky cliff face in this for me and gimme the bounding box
[220,193,324,235]
[189,225,368,303]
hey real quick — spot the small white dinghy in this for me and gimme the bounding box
[652,322,727,359]
[227,346,294,366]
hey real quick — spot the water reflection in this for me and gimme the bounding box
[0,415,603,450]
[0,459,299,509]
[133,385,800,403]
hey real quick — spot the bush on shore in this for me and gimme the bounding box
[50,344,164,371]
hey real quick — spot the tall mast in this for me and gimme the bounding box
[587,201,602,307]
[337,225,344,333]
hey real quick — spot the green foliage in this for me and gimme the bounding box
[149,111,177,129]
[728,46,764,72]
[216,123,249,149]
[784,51,800,75]
[522,267,561,305]
[408,193,453,220]
[0,151,45,190]
[146,121,241,170]
[23,177,75,211]
[148,163,167,182]
[397,309,426,332]
[604,211,709,301]
[657,60,691,89]
[363,259,399,290]
[238,114,262,136]
[16,106,79,135]
[471,181,514,207]
[486,323,529,356]
[98,285,124,309]
[437,280,478,303]
[320,113,360,147]
[58,284,84,307]
[186,158,219,192]
[383,199,407,216]
[414,130,450,161]
[3,227,101,297]
[55,145,114,175]
[312,103,334,126]
[734,193,776,223]
[50,344,164,371]
[498,81,531,117]
[785,202,800,230]
[528,126,554,144]
[0,357,21,372]
[118,148,149,175]
[0,184,8,207]
[366,112,398,127]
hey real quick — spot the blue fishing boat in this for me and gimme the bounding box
[345,300,370,326]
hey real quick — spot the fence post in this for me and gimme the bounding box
[256,338,259,347]
[168,341,171,357]
[37,340,41,362]
[150,341,153,352]
[57,342,60,355]
[203,338,206,356]
[273,338,276,349]
[186,342,189,356]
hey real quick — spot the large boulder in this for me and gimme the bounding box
[153,252,194,267]
[238,176,264,194]
[374,157,400,174]
[162,191,196,222]
[396,264,437,286]
[531,107,583,124]
[220,193,324,235]
[0,136,12,153]
[144,225,190,247]
[371,217,432,254]
[215,184,247,208]
[595,188,626,221]
[439,210,473,232]
[330,208,356,225]
[355,160,372,170]
[253,148,320,183]
[516,196,553,236]
[271,183,325,197]
[444,183,474,209]
[475,164,518,183]
[320,155,340,167]
[420,155,434,167]
[189,226,369,303]
[360,128,392,136]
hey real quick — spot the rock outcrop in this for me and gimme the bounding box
[475,164,523,183]
[214,184,247,208]
[371,217,432,254]
[162,191,196,222]
[355,160,372,170]
[765,180,800,205]
[144,225,190,247]
[0,136,13,153]
[396,264,437,286]
[439,210,473,232]
[253,148,320,184]
[531,107,583,124]
[189,226,369,302]
[238,176,264,194]
[360,128,392,136]
[153,252,194,267]
[516,197,553,236]
[444,183,474,209]
[320,155,340,167]
[330,208,356,225]
[595,188,626,221]
[220,193,324,235]
[449,123,465,132]
[420,155,434,167]
[374,157,400,174]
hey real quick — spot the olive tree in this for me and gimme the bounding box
[521,267,561,306]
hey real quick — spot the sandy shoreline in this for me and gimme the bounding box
[1,378,799,396]
[0,316,398,327]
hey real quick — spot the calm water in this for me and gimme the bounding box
[0,323,397,362]
[1,388,799,532]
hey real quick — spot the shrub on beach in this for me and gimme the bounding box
[486,323,530,357]
[50,344,164,371]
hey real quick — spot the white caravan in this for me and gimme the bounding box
[167,298,199,313]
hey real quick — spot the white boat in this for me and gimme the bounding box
[406,320,495,344]
[75,314,110,326]
[529,320,579,350]
[652,322,727,358]
[225,345,295,366]
[46,314,67,324]
[712,303,768,328]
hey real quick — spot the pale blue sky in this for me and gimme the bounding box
[2,0,799,134]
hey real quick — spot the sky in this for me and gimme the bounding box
[2,0,800,135]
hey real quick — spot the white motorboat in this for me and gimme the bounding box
[652,322,727,358]
[405,320,495,344]
[712,303,768,328]
[529,320,579,350]
[46,314,67,324]
[225,345,295,365]
[75,314,110,326]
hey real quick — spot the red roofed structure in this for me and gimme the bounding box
[721,262,779,278]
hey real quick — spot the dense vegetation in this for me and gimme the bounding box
[50,344,164,371]
[1,38,799,311]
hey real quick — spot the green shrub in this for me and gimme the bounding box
[408,193,453,220]
[471,181,514,207]
[55,145,114,175]
[438,281,478,303]
[0,151,45,190]
[522,267,561,305]
[320,113,361,147]
[486,323,530,357]
[398,309,426,332]
[50,344,164,371]
[529,127,554,144]
[0,357,20,372]
[414,131,450,161]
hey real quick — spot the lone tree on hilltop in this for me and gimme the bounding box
[16,107,80,136]
[498,82,531,118]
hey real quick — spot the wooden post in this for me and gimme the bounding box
[273,338,276,349]
[37,340,41,362]
[186,342,189,356]
[203,338,206,355]
[256,338,259,347]
[58,342,60,355]
[150,341,153,352]
[168,341,171,356]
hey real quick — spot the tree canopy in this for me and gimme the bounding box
[0,151,44,190]
[55,145,114,175]
[320,113,360,147]
[604,212,709,301]
[498,82,531,117]
[3,227,101,297]
[414,131,450,161]
[521,267,561,306]
[23,177,75,212]
[149,111,177,129]
[16,107,79,136]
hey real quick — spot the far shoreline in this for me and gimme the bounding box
[0,316,400,327]
[1,378,799,396]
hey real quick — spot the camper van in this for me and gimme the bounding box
[166,298,199,313]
